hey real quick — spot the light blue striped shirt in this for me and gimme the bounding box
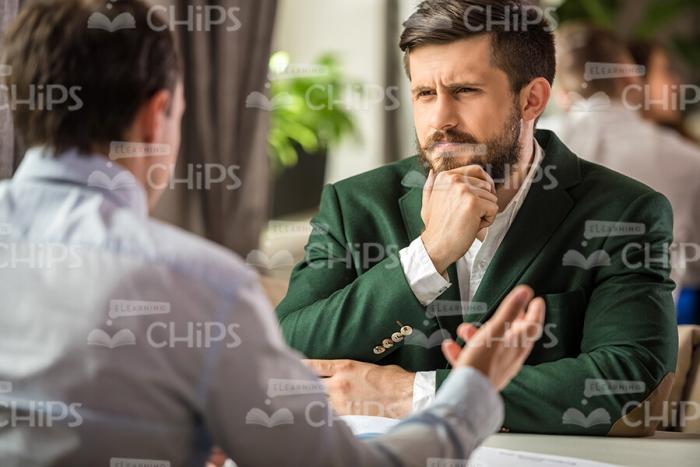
[0,148,503,467]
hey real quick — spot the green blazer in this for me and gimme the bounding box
[276,130,678,435]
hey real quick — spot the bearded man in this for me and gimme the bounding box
[276,0,677,436]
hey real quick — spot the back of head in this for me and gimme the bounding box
[0,0,181,155]
[555,22,638,101]
[628,39,658,70]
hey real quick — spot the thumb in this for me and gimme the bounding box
[422,170,435,217]
[441,339,461,366]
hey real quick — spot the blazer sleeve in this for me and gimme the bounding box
[276,184,437,363]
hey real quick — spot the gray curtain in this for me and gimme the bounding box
[383,0,402,164]
[163,0,277,257]
[0,0,18,180]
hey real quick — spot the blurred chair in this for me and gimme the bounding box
[678,289,700,325]
[259,275,289,308]
[666,325,700,433]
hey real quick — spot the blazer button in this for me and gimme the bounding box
[400,325,413,336]
[382,339,394,349]
[391,332,404,343]
[373,346,385,355]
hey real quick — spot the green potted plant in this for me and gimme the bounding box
[265,52,360,217]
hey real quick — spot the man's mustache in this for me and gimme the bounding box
[424,130,480,151]
[424,130,487,156]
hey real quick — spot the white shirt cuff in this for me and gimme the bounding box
[412,370,437,413]
[399,236,451,306]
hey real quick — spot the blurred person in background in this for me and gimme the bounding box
[540,23,700,319]
[628,38,700,323]
[628,39,699,143]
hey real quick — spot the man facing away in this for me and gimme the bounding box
[541,22,700,297]
[0,0,545,466]
[277,0,678,435]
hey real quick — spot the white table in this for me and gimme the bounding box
[482,431,700,467]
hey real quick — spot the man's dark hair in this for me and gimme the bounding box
[399,0,556,95]
[1,0,181,155]
[628,39,660,70]
[555,22,633,99]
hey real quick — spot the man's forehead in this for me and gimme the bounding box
[408,36,496,84]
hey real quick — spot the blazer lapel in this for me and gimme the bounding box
[470,130,581,323]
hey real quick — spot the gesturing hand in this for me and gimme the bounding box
[441,285,546,391]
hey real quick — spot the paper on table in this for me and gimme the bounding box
[466,447,621,467]
[341,416,621,467]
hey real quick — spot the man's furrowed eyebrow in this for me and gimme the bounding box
[411,81,486,95]
[411,85,435,95]
[445,81,485,91]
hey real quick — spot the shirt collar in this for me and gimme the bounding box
[12,147,148,218]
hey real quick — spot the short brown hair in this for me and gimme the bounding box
[1,0,181,155]
[400,0,556,94]
[555,23,635,99]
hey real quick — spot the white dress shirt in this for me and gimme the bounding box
[0,147,504,466]
[401,142,544,412]
[540,102,700,290]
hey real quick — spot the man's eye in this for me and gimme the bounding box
[457,87,477,94]
[417,90,435,98]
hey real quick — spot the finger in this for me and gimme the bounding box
[514,296,546,344]
[302,359,336,377]
[477,199,499,227]
[479,219,494,232]
[318,375,336,395]
[480,198,499,218]
[510,321,540,368]
[524,296,546,327]
[466,176,496,193]
[422,169,435,204]
[440,174,494,194]
[446,165,496,192]
[470,187,498,204]
[441,339,461,366]
[457,322,479,342]
[483,285,533,338]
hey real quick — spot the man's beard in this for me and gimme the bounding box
[417,107,522,186]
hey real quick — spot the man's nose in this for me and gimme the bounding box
[429,93,459,133]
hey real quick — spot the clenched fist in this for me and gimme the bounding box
[420,165,498,275]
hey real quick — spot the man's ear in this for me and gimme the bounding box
[520,78,551,123]
[132,90,172,143]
